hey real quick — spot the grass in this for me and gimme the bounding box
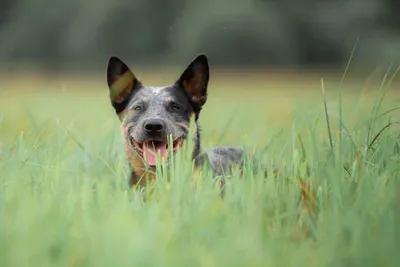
[0,69,400,267]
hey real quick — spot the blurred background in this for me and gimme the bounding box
[1,0,400,146]
[0,0,399,74]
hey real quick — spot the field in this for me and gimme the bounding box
[1,68,400,266]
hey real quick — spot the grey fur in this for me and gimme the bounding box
[107,54,245,185]
[195,147,244,176]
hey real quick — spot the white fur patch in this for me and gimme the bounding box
[148,86,164,95]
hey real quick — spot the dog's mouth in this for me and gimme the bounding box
[130,137,183,166]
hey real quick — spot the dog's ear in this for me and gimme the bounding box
[107,56,142,114]
[176,54,209,108]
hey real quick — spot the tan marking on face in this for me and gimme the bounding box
[117,110,127,121]
[119,109,136,123]
[143,97,148,103]
[176,119,197,139]
[165,97,173,103]
[176,122,189,132]
[128,155,157,186]
[121,124,157,186]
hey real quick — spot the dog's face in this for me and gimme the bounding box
[106,54,209,168]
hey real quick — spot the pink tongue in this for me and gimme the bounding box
[143,142,168,166]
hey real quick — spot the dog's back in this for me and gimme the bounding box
[194,146,244,176]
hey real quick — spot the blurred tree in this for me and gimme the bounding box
[169,0,299,67]
[0,0,398,70]
[0,0,14,27]
[0,0,77,70]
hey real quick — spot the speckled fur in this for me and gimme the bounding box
[106,54,244,187]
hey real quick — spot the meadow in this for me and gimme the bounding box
[0,67,399,267]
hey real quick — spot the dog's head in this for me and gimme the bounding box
[106,54,209,168]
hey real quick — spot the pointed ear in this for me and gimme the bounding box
[106,56,142,114]
[176,54,209,107]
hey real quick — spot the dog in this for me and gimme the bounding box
[106,54,245,187]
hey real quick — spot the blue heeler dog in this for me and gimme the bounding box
[106,54,244,187]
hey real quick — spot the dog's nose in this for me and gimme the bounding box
[144,119,165,134]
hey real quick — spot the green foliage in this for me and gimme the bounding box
[0,0,400,68]
[1,72,400,266]
[169,0,299,66]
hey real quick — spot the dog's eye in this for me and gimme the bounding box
[133,105,142,111]
[171,103,181,111]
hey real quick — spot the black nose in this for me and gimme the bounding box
[144,119,165,134]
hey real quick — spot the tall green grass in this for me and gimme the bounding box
[0,72,399,267]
